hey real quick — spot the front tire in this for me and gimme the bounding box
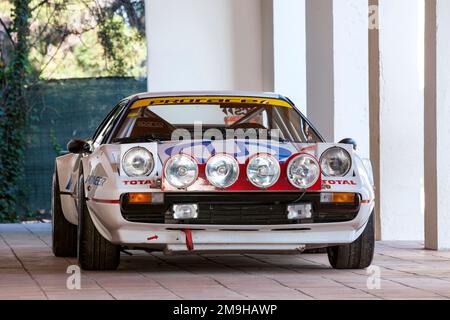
[77,174,120,270]
[327,212,375,269]
[52,171,77,257]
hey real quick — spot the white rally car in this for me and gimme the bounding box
[52,91,375,270]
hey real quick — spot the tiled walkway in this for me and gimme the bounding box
[1,223,450,300]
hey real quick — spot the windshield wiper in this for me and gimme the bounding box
[264,130,290,143]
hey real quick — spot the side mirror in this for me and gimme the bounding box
[339,138,357,150]
[67,139,91,154]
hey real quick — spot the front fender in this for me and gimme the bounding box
[55,153,81,225]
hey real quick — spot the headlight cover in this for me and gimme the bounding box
[287,154,320,189]
[246,154,280,188]
[122,147,154,177]
[164,154,198,189]
[320,147,352,177]
[206,154,239,188]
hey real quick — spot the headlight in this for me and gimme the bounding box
[206,154,239,188]
[320,147,351,176]
[164,154,198,189]
[122,147,154,177]
[287,154,320,189]
[246,154,280,188]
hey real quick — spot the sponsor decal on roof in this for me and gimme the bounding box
[130,96,292,109]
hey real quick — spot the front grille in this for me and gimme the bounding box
[120,192,360,225]
[165,204,291,225]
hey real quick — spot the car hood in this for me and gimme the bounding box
[157,139,319,164]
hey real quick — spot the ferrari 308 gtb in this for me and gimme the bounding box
[52,91,375,270]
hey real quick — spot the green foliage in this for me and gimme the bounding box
[26,0,146,79]
[1,0,146,80]
[72,14,146,78]
[0,0,146,221]
[98,14,142,76]
[0,0,31,221]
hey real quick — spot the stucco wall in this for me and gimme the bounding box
[145,0,266,92]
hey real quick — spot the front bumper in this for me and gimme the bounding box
[86,196,374,253]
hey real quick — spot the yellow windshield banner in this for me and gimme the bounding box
[130,96,293,110]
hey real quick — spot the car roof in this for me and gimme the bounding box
[126,91,292,102]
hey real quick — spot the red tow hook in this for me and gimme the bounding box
[182,229,194,251]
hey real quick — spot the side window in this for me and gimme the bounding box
[300,117,321,143]
[92,101,127,149]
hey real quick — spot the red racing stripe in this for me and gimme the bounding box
[89,198,120,204]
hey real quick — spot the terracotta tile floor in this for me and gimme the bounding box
[1,223,450,300]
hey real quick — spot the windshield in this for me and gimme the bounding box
[113,102,321,143]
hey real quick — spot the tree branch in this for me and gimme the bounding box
[30,0,49,12]
[0,17,15,47]
[37,25,69,76]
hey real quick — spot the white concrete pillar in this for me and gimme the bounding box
[306,0,370,158]
[145,0,266,92]
[378,0,424,240]
[424,0,450,250]
[306,0,334,142]
[333,0,370,159]
[261,0,275,93]
[369,0,381,240]
[273,0,307,113]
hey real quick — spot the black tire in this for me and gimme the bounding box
[327,212,375,269]
[52,171,78,257]
[77,174,120,270]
